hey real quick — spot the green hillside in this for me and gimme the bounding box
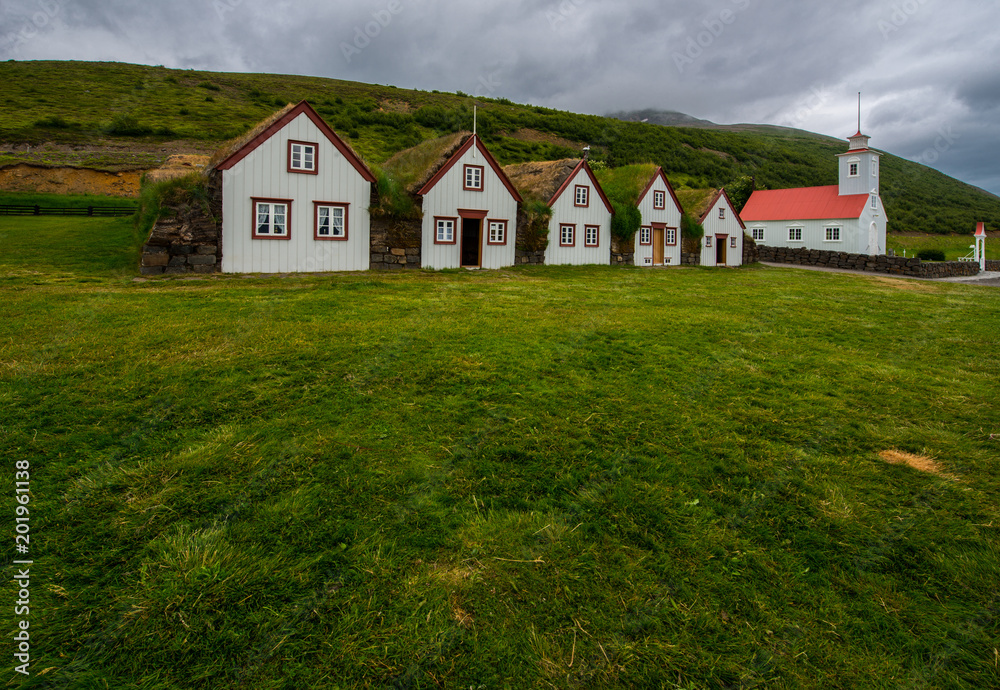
[1,60,998,234]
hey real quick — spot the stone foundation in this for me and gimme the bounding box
[515,249,545,265]
[139,175,222,275]
[370,215,421,270]
[680,251,700,266]
[759,245,982,278]
[743,233,760,265]
[987,260,1000,271]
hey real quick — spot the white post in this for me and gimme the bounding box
[975,222,987,271]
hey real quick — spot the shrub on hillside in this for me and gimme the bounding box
[103,113,152,136]
[917,249,946,262]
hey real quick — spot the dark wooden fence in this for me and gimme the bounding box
[0,204,136,217]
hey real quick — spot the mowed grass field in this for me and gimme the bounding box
[1,212,999,688]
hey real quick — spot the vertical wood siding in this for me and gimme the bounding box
[421,146,519,270]
[635,178,683,267]
[544,169,612,265]
[221,113,371,273]
[699,198,744,267]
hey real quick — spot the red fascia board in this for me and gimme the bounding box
[637,166,684,213]
[214,101,376,183]
[740,186,869,222]
[417,135,523,202]
[548,161,614,215]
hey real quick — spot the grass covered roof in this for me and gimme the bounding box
[593,163,660,206]
[502,159,581,204]
[207,102,297,171]
[380,131,471,195]
[675,188,720,221]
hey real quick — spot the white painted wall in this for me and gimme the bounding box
[745,200,886,255]
[544,167,612,265]
[699,196,744,267]
[634,178,682,267]
[221,113,372,273]
[420,144,519,270]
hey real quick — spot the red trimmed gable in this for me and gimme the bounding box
[416,134,523,203]
[213,101,375,183]
[637,166,683,213]
[740,186,869,222]
[549,160,614,214]
[700,188,746,230]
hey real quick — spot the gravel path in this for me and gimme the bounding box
[759,262,1000,286]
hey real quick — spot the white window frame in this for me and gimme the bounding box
[560,224,576,247]
[253,199,290,239]
[871,195,878,210]
[873,159,878,177]
[848,157,860,177]
[752,228,765,242]
[435,218,456,244]
[653,190,666,210]
[824,226,841,242]
[315,203,347,240]
[574,185,589,207]
[289,141,317,173]
[639,226,651,245]
[464,164,483,191]
[487,220,507,245]
[666,228,677,246]
[788,227,803,242]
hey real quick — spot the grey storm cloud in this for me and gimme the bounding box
[2,0,998,196]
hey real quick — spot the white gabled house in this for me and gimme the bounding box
[740,130,887,255]
[504,159,614,266]
[677,188,745,267]
[407,133,523,270]
[209,101,376,273]
[635,167,684,267]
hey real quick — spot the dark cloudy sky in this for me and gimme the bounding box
[3,0,998,196]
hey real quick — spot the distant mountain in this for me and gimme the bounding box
[609,109,839,141]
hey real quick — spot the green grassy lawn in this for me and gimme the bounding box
[2,216,999,688]
[888,233,999,261]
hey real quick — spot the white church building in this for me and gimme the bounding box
[740,131,887,255]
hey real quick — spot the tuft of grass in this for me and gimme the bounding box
[134,172,211,239]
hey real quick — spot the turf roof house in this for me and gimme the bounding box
[381,132,523,270]
[503,159,613,266]
[740,130,887,255]
[676,188,746,267]
[208,101,376,273]
[596,164,685,267]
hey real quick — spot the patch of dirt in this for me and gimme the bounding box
[866,276,937,292]
[450,595,475,629]
[681,143,736,162]
[428,562,475,586]
[0,163,141,197]
[879,450,955,479]
[144,155,210,184]
[378,99,413,114]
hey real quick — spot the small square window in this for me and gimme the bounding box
[574,185,589,207]
[487,220,507,245]
[639,226,651,245]
[705,236,712,248]
[825,227,841,242]
[253,199,291,239]
[718,207,726,219]
[788,228,803,241]
[653,190,666,210]
[849,162,859,177]
[464,165,484,191]
[435,218,456,244]
[560,224,575,247]
[666,228,677,246]
[752,228,765,241]
[585,225,599,247]
[288,141,317,174]
[315,203,348,241]
[730,236,737,248]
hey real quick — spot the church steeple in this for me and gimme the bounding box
[837,101,880,197]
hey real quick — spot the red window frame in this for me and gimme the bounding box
[639,226,652,246]
[718,207,726,219]
[730,236,737,248]
[705,235,713,248]
[434,216,458,245]
[584,224,600,247]
[653,190,666,210]
[574,185,589,208]
[251,198,293,240]
[463,164,484,191]
[486,219,508,246]
[288,140,318,175]
[559,223,576,247]
[314,202,349,241]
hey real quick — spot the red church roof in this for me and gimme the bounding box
[740,185,870,222]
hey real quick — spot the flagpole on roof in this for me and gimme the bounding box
[473,105,478,158]
[858,92,861,133]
